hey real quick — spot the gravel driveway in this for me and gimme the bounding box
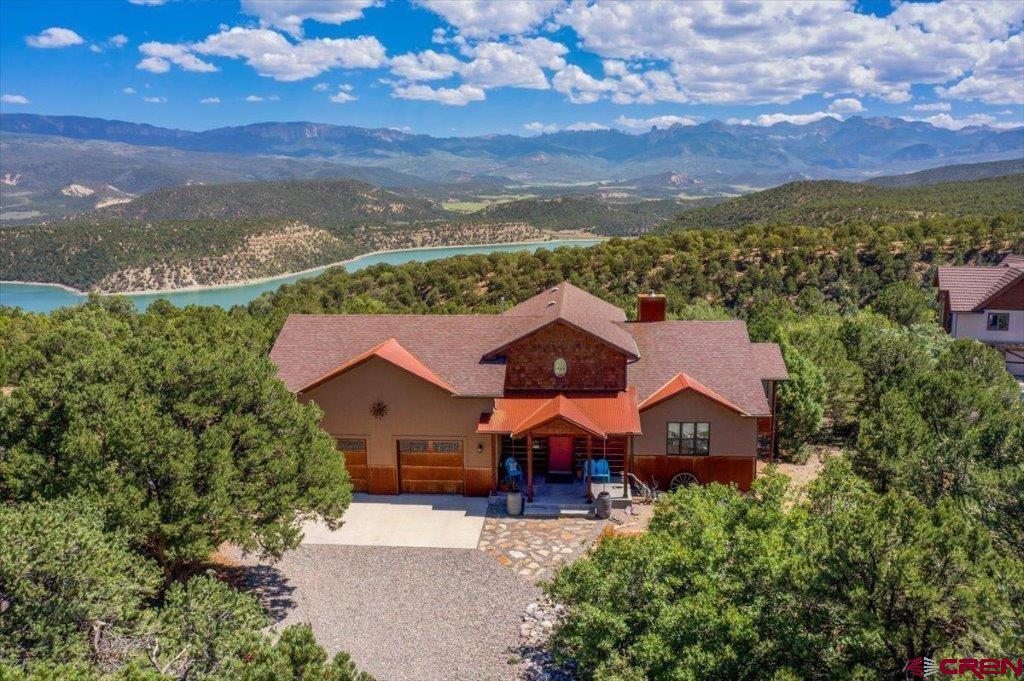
[237,545,540,681]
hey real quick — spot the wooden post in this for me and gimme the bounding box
[586,434,593,501]
[526,433,534,501]
[491,434,498,491]
[623,435,631,498]
[769,381,779,464]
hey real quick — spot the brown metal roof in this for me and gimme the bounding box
[270,286,787,414]
[936,256,1023,313]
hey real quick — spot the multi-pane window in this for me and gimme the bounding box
[987,312,1009,331]
[335,438,366,452]
[667,422,710,456]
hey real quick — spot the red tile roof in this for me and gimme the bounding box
[478,390,642,437]
[637,372,747,414]
[936,256,1023,312]
[296,337,455,394]
[270,284,788,415]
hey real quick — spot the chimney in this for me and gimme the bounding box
[637,293,666,322]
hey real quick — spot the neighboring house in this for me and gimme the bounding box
[269,283,787,500]
[936,254,1024,378]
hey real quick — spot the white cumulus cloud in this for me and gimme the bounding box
[1,94,30,105]
[123,87,136,94]
[26,27,84,49]
[240,0,379,37]
[552,1,1023,107]
[728,111,840,126]
[245,95,264,102]
[614,114,698,130]
[906,112,1019,130]
[142,96,166,103]
[936,34,1024,105]
[138,42,217,73]
[417,0,563,38]
[828,98,864,113]
[108,34,129,48]
[524,121,559,134]
[391,82,485,106]
[193,27,387,81]
[329,85,355,103]
[199,96,220,104]
[566,121,610,131]
[910,102,952,112]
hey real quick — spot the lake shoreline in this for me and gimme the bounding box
[1,235,608,297]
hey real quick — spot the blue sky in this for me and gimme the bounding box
[1,0,1021,136]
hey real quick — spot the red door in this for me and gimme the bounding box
[548,436,573,473]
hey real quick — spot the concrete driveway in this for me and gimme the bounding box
[301,493,488,549]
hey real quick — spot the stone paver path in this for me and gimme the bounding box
[477,508,607,580]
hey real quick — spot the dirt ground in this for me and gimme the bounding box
[758,446,836,497]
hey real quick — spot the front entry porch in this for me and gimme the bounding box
[499,434,632,503]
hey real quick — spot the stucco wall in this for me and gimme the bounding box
[301,356,494,493]
[634,391,757,457]
[951,310,1024,343]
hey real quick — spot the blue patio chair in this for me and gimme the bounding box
[503,457,524,490]
[586,458,611,483]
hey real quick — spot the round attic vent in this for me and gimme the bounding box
[546,301,556,307]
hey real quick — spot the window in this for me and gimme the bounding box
[399,439,428,452]
[987,313,1009,331]
[667,422,710,456]
[553,357,568,378]
[432,440,461,453]
[335,438,366,452]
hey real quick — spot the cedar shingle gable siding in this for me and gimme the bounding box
[503,321,628,392]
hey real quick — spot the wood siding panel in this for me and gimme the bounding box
[632,455,755,492]
[399,451,463,468]
[503,322,627,392]
[368,466,398,495]
[464,467,493,497]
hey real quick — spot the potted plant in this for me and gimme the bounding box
[506,481,523,515]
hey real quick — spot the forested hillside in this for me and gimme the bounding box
[469,195,682,235]
[2,176,679,291]
[866,158,1024,187]
[659,174,1024,231]
[96,178,448,225]
[254,216,1023,323]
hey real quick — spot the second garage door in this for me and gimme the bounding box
[398,439,464,494]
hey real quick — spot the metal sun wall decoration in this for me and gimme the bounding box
[370,400,389,419]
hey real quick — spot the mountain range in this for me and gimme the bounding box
[2,113,1022,224]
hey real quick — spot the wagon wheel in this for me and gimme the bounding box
[669,472,699,490]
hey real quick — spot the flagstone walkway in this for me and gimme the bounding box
[476,509,607,580]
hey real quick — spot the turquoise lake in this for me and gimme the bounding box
[0,239,603,314]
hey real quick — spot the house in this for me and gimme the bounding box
[936,254,1024,379]
[269,283,788,501]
